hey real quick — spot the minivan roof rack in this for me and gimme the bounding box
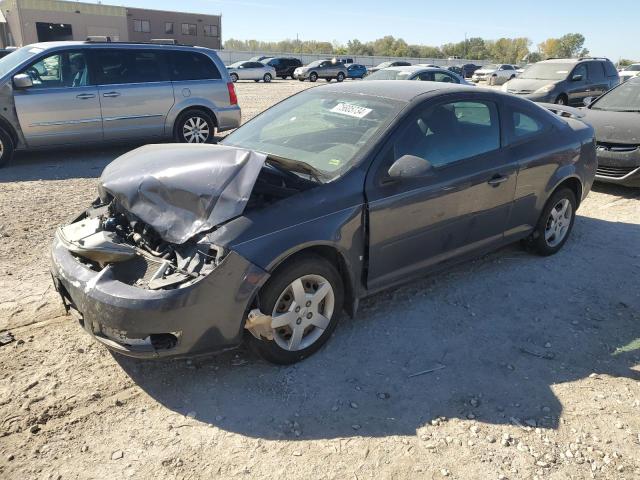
[577,56,610,61]
[149,38,179,45]
[85,36,112,43]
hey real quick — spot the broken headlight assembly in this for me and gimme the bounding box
[58,200,228,291]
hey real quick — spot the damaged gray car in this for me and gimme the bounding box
[51,81,596,364]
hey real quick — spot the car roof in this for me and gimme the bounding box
[384,65,445,73]
[319,79,483,102]
[27,41,210,51]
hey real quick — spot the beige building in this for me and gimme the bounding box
[0,0,221,49]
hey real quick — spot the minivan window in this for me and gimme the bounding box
[170,51,221,81]
[604,61,618,77]
[19,50,90,88]
[587,62,605,81]
[92,49,169,85]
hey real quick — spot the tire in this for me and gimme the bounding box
[280,76,286,80]
[298,78,305,82]
[555,94,568,106]
[263,73,272,83]
[174,109,215,144]
[309,72,318,82]
[337,72,345,82]
[0,127,14,168]
[248,254,344,364]
[527,187,577,256]
[254,79,259,83]
[230,73,238,83]
[325,78,332,82]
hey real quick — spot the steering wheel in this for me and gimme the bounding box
[25,67,42,83]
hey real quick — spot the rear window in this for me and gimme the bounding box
[588,62,605,81]
[170,51,221,81]
[603,61,618,77]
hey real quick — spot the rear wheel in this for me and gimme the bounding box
[230,73,238,83]
[247,255,344,364]
[0,127,14,168]
[175,109,215,144]
[527,187,577,256]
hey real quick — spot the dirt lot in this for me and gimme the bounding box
[0,79,639,480]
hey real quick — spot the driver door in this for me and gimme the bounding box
[13,50,103,147]
[365,95,517,291]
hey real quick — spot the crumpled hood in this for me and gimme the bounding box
[505,78,555,91]
[98,144,266,245]
[582,109,640,145]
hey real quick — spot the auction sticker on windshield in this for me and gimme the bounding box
[330,103,372,118]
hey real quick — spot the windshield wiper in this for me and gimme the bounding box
[265,154,331,183]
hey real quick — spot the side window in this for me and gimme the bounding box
[417,72,433,81]
[603,61,618,77]
[588,62,605,81]
[170,51,221,81]
[503,65,514,70]
[19,51,90,88]
[573,63,587,80]
[92,50,168,85]
[394,100,500,168]
[511,110,546,141]
[433,71,458,83]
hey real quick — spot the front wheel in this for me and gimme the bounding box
[0,127,14,168]
[263,73,272,83]
[555,94,568,105]
[527,187,577,256]
[337,72,345,82]
[309,72,318,82]
[247,255,344,364]
[175,109,215,144]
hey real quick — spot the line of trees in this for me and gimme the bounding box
[224,33,590,64]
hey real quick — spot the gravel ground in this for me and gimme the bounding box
[0,79,639,480]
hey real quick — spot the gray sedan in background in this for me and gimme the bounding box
[227,61,276,83]
[364,66,474,85]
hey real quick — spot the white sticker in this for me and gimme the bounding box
[28,47,43,54]
[330,103,372,118]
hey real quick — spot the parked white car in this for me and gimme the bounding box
[618,64,640,82]
[472,64,518,85]
[227,61,276,83]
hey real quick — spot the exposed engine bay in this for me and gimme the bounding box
[58,150,317,291]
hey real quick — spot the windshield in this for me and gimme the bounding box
[306,60,322,67]
[364,69,412,80]
[591,81,640,112]
[0,46,43,78]
[623,64,640,72]
[519,63,572,80]
[221,90,405,179]
[376,61,392,68]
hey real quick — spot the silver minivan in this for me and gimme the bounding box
[0,41,241,166]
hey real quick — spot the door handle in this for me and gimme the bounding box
[76,93,95,99]
[487,175,508,187]
[102,92,121,98]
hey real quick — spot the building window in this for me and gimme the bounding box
[181,23,197,36]
[203,24,218,37]
[165,22,174,34]
[133,19,150,33]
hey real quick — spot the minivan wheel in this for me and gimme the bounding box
[175,109,215,144]
[337,72,345,82]
[555,94,568,105]
[248,255,344,364]
[309,72,318,82]
[527,187,577,256]
[263,73,272,83]
[0,127,14,168]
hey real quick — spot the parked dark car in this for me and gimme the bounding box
[346,63,367,79]
[446,65,464,77]
[51,81,596,364]
[582,77,640,187]
[462,63,482,78]
[503,57,619,106]
[368,60,412,74]
[262,57,303,79]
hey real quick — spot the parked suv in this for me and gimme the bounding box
[503,58,619,106]
[261,57,303,79]
[0,41,241,167]
[293,59,348,82]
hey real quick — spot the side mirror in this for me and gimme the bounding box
[572,74,583,82]
[13,73,33,89]
[388,154,432,179]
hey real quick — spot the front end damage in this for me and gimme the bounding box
[50,144,317,358]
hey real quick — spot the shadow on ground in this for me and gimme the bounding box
[116,212,640,440]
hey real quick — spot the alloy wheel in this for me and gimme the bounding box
[544,198,572,247]
[270,274,335,352]
[182,116,210,143]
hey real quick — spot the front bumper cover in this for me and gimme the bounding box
[50,232,269,359]
[595,146,640,186]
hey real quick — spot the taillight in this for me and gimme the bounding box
[227,82,237,105]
